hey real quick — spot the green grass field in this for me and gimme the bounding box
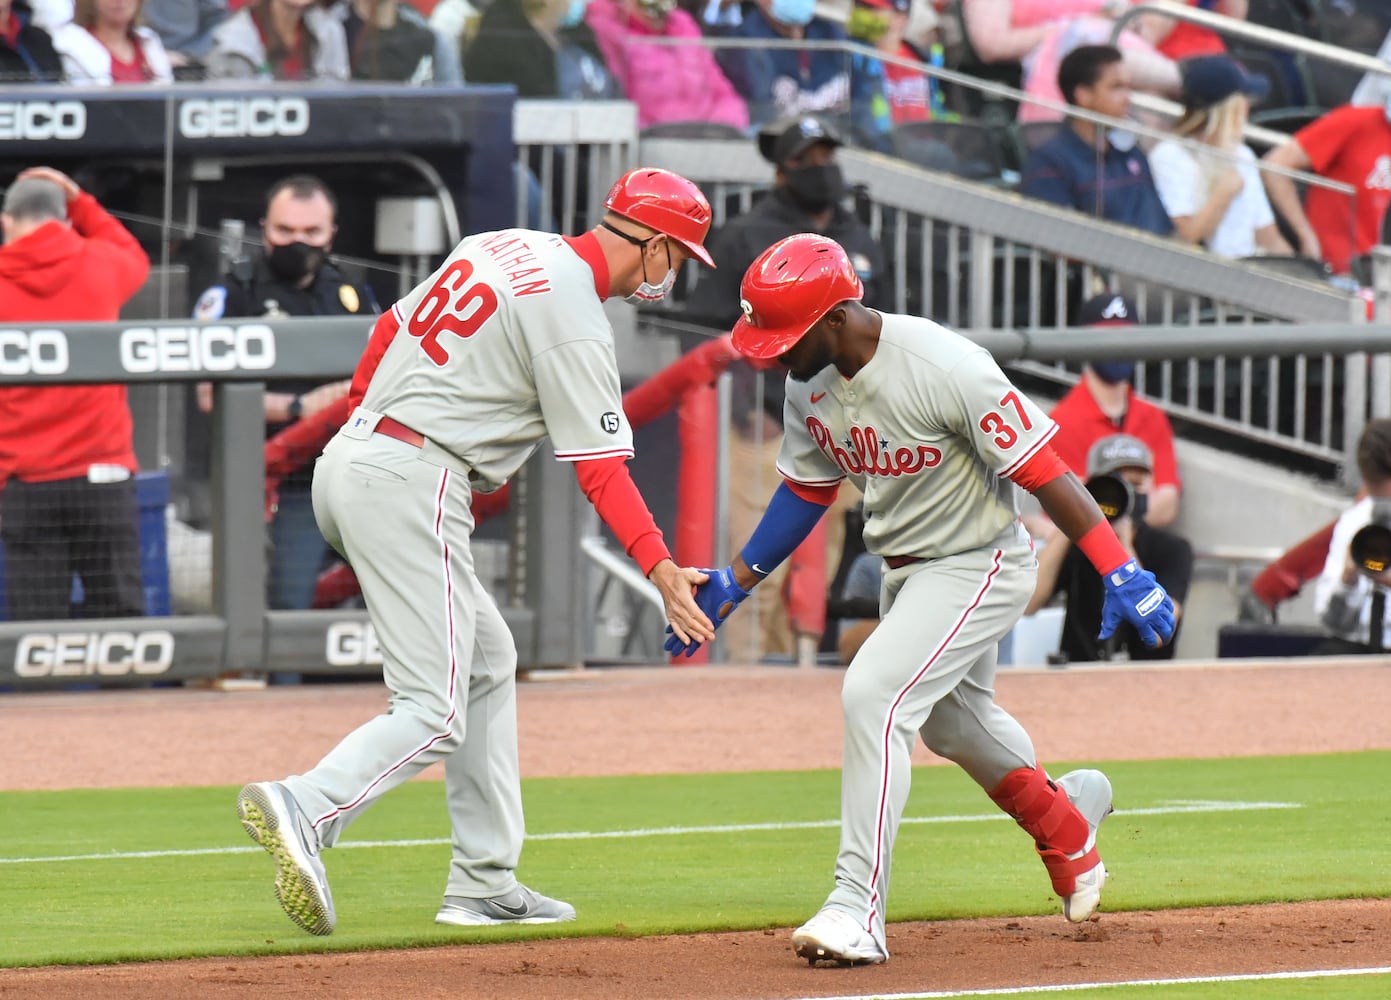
[2,751,1388,976]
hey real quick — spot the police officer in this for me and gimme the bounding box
[193,174,378,612]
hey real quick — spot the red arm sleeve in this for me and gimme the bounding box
[69,192,150,301]
[1006,443,1071,492]
[264,394,353,479]
[349,307,401,411]
[572,455,670,575]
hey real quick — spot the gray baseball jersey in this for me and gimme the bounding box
[779,313,1077,956]
[278,228,632,912]
[775,312,1056,559]
[362,228,635,490]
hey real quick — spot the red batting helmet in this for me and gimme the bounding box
[731,233,864,359]
[604,168,715,267]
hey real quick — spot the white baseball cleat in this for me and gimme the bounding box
[435,885,576,926]
[791,908,887,966]
[1050,769,1114,923]
[237,781,336,936]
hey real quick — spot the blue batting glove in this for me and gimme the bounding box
[663,566,751,659]
[1099,560,1176,648]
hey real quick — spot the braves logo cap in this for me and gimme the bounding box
[1077,292,1140,327]
[758,116,844,166]
[1087,434,1153,478]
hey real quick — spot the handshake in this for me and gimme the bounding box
[663,565,753,658]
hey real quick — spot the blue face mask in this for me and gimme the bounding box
[770,0,816,27]
[562,0,588,27]
[1091,361,1135,385]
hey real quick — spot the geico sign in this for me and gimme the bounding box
[178,97,309,139]
[14,631,176,677]
[326,622,382,668]
[120,325,276,373]
[0,100,86,141]
[0,329,70,375]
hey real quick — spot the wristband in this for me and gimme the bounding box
[1076,520,1130,576]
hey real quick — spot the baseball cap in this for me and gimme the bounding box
[758,116,844,167]
[1087,434,1153,478]
[1076,292,1139,327]
[1179,54,1270,110]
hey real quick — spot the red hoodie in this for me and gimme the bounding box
[0,193,150,483]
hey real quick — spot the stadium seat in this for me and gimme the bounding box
[889,120,1013,184]
[639,121,748,141]
[1313,0,1391,109]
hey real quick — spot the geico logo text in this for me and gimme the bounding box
[326,622,382,667]
[15,631,176,677]
[0,329,69,376]
[0,101,86,141]
[178,97,310,138]
[120,325,277,373]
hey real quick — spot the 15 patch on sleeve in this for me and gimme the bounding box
[194,286,227,320]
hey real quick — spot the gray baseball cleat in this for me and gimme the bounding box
[237,781,336,936]
[435,885,577,926]
[1051,769,1114,922]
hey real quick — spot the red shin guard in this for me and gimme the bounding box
[989,766,1096,897]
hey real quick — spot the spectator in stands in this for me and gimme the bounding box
[831,548,882,664]
[192,175,377,612]
[0,167,150,620]
[1048,292,1182,527]
[686,115,886,663]
[144,0,228,72]
[961,0,1179,124]
[1261,103,1391,277]
[410,0,480,65]
[24,0,71,31]
[338,0,440,81]
[465,0,620,100]
[1148,54,1291,258]
[206,0,349,80]
[716,0,890,147]
[846,0,941,125]
[1020,44,1174,238]
[1025,433,1193,662]
[0,0,64,79]
[52,0,174,83]
[585,0,747,131]
[1150,0,1244,61]
[1313,417,1391,655]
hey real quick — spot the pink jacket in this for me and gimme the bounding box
[586,0,749,131]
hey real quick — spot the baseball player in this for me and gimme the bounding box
[236,168,719,936]
[667,233,1175,966]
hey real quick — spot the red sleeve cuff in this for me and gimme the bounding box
[784,479,840,506]
[1006,444,1070,492]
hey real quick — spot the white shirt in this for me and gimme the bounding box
[1148,141,1275,259]
[1313,496,1391,646]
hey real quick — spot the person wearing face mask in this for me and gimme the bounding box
[234,168,719,938]
[685,115,887,664]
[716,0,884,135]
[465,0,619,100]
[1025,433,1192,663]
[192,174,378,613]
[1046,293,1182,528]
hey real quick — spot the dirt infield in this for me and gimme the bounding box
[2,660,1389,998]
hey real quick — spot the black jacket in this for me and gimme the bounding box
[0,2,63,83]
[465,0,612,99]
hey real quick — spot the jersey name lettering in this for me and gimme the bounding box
[806,416,942,478]
[406,258,500,365]
[477,232,552,297]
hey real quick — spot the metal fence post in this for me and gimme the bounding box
[1370,246,1391,419]
[711,370,733,663]
[211,382,268,671]
[969,230,994,330]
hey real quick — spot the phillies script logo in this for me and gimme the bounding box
[807,417,942,477]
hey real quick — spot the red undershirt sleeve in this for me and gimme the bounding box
[783,479,841,506]
[572,455,670,575]
[1006,443,1070,492]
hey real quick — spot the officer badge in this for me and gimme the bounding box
[193,285,227,320]
[339,284,361,313]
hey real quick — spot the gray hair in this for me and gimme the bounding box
[1,178,68,224]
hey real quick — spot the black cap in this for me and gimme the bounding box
[758,116,844,167]
[1077,292,1140,327]
[1180,55,1270,110]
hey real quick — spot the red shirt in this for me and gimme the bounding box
[1157,3,1227,61]
[252,8,305,80]
[0,194,151,484]
[1296,105,1391,275]
[1048,382,1181,491]
[108,49,147,83]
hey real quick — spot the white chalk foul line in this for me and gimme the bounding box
[789,965,1391,999]
[0,799,1299,866]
